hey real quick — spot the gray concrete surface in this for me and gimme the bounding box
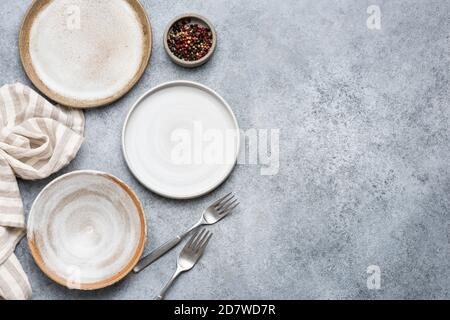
[1,0,449,299]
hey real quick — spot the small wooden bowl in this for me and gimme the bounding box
[163,13,217,68]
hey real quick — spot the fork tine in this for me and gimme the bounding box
[211,192,233,208]
[219,199,238,213]
[192,229,209,250]
[186,229,201,249]
[190,228,207,249]
[196,232,213,254]
[216,194,236,211]
[220,202,240,216]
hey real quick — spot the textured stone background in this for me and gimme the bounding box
[0,0,449,299]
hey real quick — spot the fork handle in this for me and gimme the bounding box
[155,269,182,300]
[133,223,202,273]
[134,236,182,273]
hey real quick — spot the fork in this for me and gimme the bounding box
[155,228,213,300]
[134,192,238,273]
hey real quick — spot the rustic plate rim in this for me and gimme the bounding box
[27,170,147,290]
[19,0,153,109]
[121,80,240,200]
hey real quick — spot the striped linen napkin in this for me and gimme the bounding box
[0,83,85,300]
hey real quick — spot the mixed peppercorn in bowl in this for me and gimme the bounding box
[164,14,217,68]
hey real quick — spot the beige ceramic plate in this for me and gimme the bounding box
[27,171,147,290]
[19,0,152,109]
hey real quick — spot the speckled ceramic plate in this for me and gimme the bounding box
[27,171,147,290]
[19,0,152,109]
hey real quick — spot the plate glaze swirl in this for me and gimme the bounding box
[27,171,146,290]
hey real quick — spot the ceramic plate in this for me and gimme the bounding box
[122,81,240,199]
[27,171,147,290]
[19,0,152,109]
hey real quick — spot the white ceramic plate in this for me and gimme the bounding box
[19,0,152,108]
[27,171,147,290]
[122,81,240,199]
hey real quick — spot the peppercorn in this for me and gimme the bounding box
[167,19,213,62]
